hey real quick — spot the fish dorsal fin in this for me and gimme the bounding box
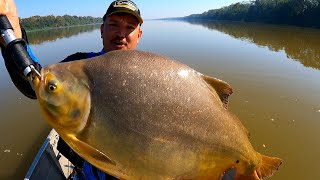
[202,75,233,109]
[65,134,116,166]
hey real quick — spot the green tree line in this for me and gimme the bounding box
[27,24,100,45]
[184,20,320,70]
[184,0,320,28]
[20,15,102,31]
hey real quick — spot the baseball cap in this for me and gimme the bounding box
[103,0,143,24]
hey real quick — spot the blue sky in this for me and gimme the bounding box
[16,0,242,19]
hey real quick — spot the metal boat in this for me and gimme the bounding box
[24,129,74,180]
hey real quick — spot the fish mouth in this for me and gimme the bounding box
[32,75,41,98]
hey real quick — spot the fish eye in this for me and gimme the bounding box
[47,80,59,92]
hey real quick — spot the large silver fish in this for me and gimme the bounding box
[33,50,282,179]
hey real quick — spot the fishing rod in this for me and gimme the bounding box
[0,15,41,88]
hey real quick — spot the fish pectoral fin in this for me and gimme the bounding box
[202,75,233,109]
[67,134,116,166]
[78,140,116,166]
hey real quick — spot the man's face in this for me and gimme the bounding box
[101,13,142,52]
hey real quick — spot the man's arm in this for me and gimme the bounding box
[0,0,22,40]
[2,27,41,99]
[0,0,40,98]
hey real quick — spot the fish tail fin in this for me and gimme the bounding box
[255,153,282,179]
[235,153,282,180]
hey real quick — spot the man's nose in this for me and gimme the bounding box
[116,27,126,37]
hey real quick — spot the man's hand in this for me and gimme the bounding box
[0,0,21,46]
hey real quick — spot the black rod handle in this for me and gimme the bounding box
[0,15,36,77]
[0,15,13,30]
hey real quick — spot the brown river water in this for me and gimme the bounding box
[0,20,319,179]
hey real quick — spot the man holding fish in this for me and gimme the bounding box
[0,0,143,179]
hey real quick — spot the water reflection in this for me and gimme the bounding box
[182,20,320,70]
[26,24,101,45]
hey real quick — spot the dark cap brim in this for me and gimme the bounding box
[107,10,143,24]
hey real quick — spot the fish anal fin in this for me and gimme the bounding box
[202,75,233,109]
[235,153,282,180]
[65,134,116,166]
